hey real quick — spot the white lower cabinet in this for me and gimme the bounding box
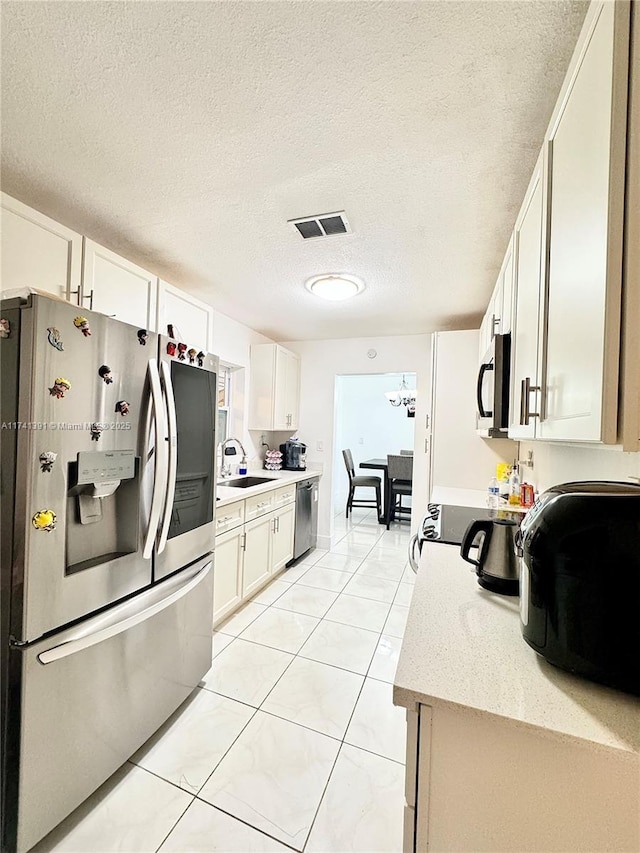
[406,702,639,852]
[212,526,244,624]
[213,486,297,628]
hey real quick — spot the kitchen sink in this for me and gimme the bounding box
[218,476,276,488]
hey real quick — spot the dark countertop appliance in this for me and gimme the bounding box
[280,439,306,471]
[518,481,640,695]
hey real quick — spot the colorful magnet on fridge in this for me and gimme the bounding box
[98,365,113,384]
[166,341,177,356]
[32,509,57,532]
[137,329,148,346]
[167,324,176,339]
[115,400,130,416]
[90,423,103,441]
[47,327,64,351]
[39,451,57,473]
[49,377,71,398]
[73,316,91,337]
[196,351,205,367]
[0,318,10,339]
[177,343,187,361]
[188,348,197,364]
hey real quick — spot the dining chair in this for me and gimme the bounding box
[386,453,413,529]
[342,449,382,520]
[400,449,414,455]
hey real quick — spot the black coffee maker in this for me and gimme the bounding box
[518,481,640,695]
[280,439,306,471]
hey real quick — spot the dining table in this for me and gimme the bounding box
[359,458,390,524]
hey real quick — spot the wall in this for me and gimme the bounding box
[281,335,431,548]
[519,441,640,493]
[333,373,417,509]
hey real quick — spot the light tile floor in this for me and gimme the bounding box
[34,509,414,853]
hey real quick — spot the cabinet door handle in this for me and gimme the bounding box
[69,288,82,305]
[257,501,269,509]
[491,314,500,337]
[241,532,247,551]
[276,516,280,533]
[82,288,94,310]
[523,377,540,425]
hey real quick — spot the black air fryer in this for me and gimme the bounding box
[518,481,640,695]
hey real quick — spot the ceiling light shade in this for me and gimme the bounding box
[305,274,365,301]
[386,375,417,409]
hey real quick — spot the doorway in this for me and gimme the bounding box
[332,373,417,519]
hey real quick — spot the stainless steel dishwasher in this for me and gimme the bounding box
[293,477,319,560]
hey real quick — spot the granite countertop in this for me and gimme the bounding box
[216,468,322,508]
[393,540,640,755]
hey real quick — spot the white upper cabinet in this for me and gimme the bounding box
[156,280,213,352]
[82,239,158,331]
[249,343,301,431]
[478,236,514,361]
[1,194,82,301]
[509,156,545,440]
[539,0,630,442]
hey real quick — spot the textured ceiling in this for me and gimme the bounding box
[1,1,588,341]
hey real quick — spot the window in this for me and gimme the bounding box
[217,365,231,444]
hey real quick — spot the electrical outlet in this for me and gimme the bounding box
[316,440,324,452]
[358,437,364,445]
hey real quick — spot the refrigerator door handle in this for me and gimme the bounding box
[143,358,169,559]
[37,561,212,665]
[157,360,178,553]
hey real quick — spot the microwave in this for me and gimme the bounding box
[476,332,511,437]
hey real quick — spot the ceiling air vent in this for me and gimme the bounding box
[289,211,351,240]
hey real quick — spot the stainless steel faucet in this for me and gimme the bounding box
[219,437,247,478]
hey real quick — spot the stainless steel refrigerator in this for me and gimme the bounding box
[0,293,218,852]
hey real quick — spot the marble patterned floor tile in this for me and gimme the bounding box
[199,711,340,851]
[341,529,384,545]
[216,602,268,637]
[295,548,329,567]
[393,583,414,607]
[299,620,379,675]
[314,552,365,573]
[344,678,406,764]
[327,541,373,558]
[159,799,289,851]
[356,558,406,582]
[131,688,254,793]
[323,593,392,633]
[272,584,338,618]
[383,604,410,639]
[31,762,191,853]
[378,531,412,548]
[342,573,399,604]
[296,566,353,593]
[239,607,320,653]
[368,543,410,561]
[278,562,310,583]
[212,632,234,658]
[401,565,416,585]
[200,639,294,707]
[250,579,292,606]
[262,656,364,739]
[367,634,403,684]
[305,744,405,853]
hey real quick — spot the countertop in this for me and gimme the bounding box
[216,468,322,508]
[393,541,640,755]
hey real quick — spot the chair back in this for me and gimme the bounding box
[342,449,355,481]
[400,449,413,456]
[387,453,413,482]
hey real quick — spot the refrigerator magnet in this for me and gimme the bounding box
[188,348,197,364]
[32,509,57,532]
[137,329,148,346]
[98,365,113,384]
[166,341,177,356]
[46,327,64,351]
[177,343,187,361]
[39,451,57,473]
[197,351,205,367]
[90,423,103,441]
[73,316,91,337]
[115,400,130,416]
[0,318,10,338]
[49,377,71,398]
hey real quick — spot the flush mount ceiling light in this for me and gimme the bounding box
[305,274,365,301]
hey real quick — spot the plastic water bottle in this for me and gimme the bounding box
[487,477,500,508]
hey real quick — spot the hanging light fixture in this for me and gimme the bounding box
[385,374,417,408]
